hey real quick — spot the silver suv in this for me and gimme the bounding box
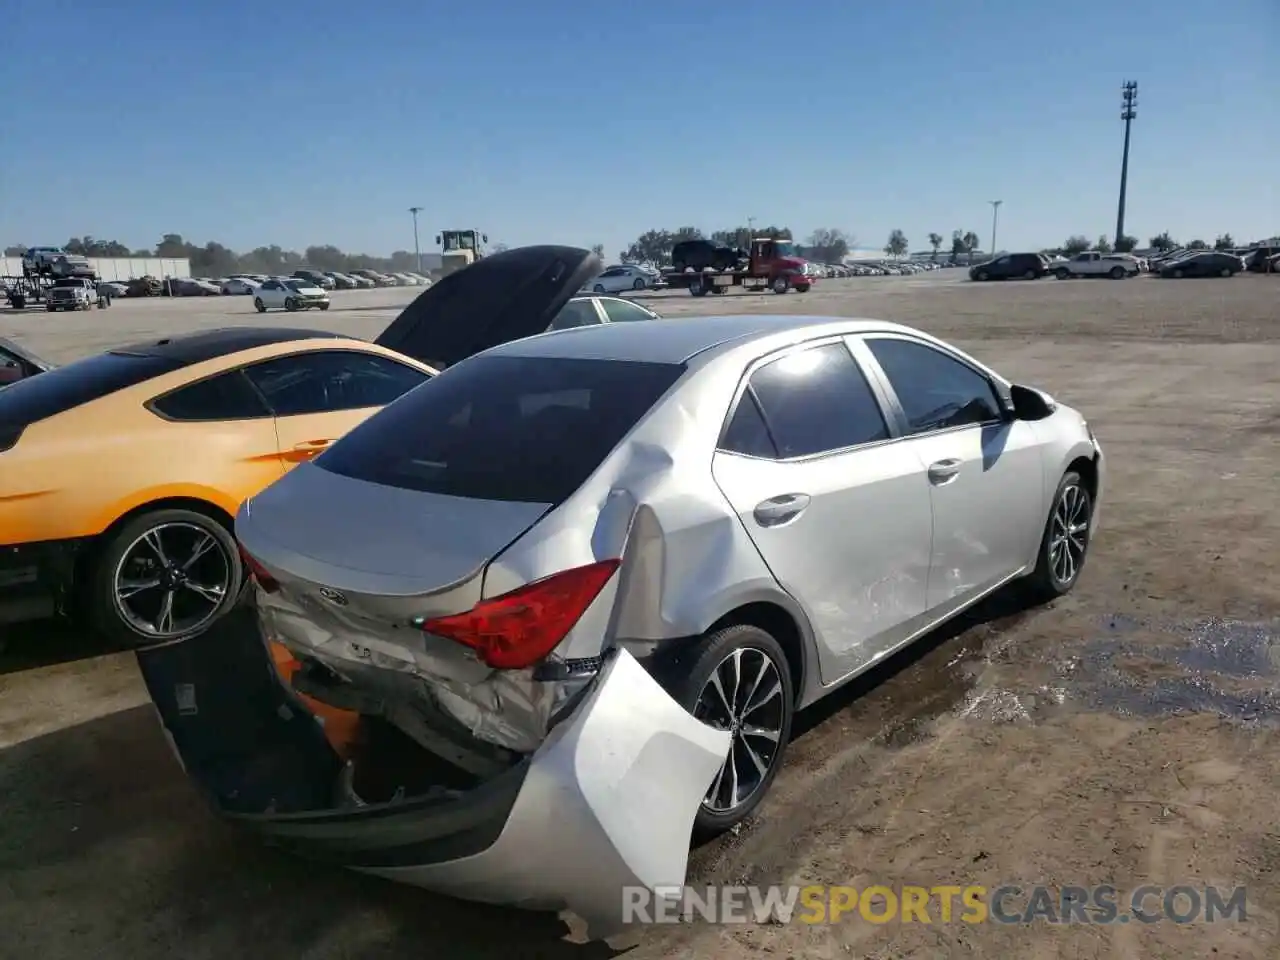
[22,247,96,280]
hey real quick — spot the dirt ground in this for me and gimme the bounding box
[2,272,1279,959]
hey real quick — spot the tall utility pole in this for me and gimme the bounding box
[1115,81,1138,248]
[987,200,1002,259]
[408,206,424,273]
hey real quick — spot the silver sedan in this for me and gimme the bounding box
[140,246,1104,938]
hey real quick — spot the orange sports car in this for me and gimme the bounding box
[0,245,600,648]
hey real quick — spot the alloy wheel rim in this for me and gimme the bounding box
[695,647,786,814]
[1048,485,1090,586]
[112,522,231,639]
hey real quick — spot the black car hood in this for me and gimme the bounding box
[373,245,601,368]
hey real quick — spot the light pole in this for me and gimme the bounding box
[408,206,423,274]
[1115,81,1138,248]
[988,200,1002,259]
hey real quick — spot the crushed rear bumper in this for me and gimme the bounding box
[136,607,729,938]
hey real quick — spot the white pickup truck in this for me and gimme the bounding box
[1052,251,1141,280]
[44,277,100,312]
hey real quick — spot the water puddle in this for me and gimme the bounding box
[1058,615,1280,726]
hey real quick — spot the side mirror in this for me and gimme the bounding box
[434,235,441,245]
[1009,384,1056,421]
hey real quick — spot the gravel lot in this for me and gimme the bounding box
[2,272,1279,959]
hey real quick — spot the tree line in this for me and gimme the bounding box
[3,235,432,277]
[1048,232,1248,257]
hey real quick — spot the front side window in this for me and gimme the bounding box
[244,350,429,416]
[744,343,889,458]
[865,338,1002,435]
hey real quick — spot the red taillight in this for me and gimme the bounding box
[238,544,279,593]
[420,559,620,670]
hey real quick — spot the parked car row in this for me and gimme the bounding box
[832,260,948,277]
[969,250,1147,282]
[0,245,1103,937]
[220,268,434,295]
[968,243,1280,283]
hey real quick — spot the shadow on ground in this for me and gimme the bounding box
[0,618,122,676]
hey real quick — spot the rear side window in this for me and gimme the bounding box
[316,356,684,503]
[0,351,178,427]
[150,370,271,421]
[720,390,778,458]
[745,343,889,458]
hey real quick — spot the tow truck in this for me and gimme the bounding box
[662,236,820,296]
[3,275,56,309]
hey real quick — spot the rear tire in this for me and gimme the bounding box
[1109,266,1125,279]
[254,298,267,313]
[665,623,795,840]
[1023,469,1093,603]
[86,507,243,649]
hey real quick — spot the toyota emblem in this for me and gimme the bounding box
[318,587,349,606]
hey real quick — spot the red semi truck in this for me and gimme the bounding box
[662,237,820,296]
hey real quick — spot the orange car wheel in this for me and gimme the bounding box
[87,507,244,648]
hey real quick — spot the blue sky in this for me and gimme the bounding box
[3,1,1276,258]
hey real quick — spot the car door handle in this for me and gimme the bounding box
[927,459,962,484]
[291,439,334,459]
[753,493,811,527]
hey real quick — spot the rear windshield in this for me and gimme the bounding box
[316,355,685,503]
[0,351,178,427]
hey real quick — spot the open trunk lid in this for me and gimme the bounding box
[373,244,601,368]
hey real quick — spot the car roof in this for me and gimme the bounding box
[110,327,344,365]
[491,314,917,365]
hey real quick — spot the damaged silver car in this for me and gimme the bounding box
[137,245,1104,938]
